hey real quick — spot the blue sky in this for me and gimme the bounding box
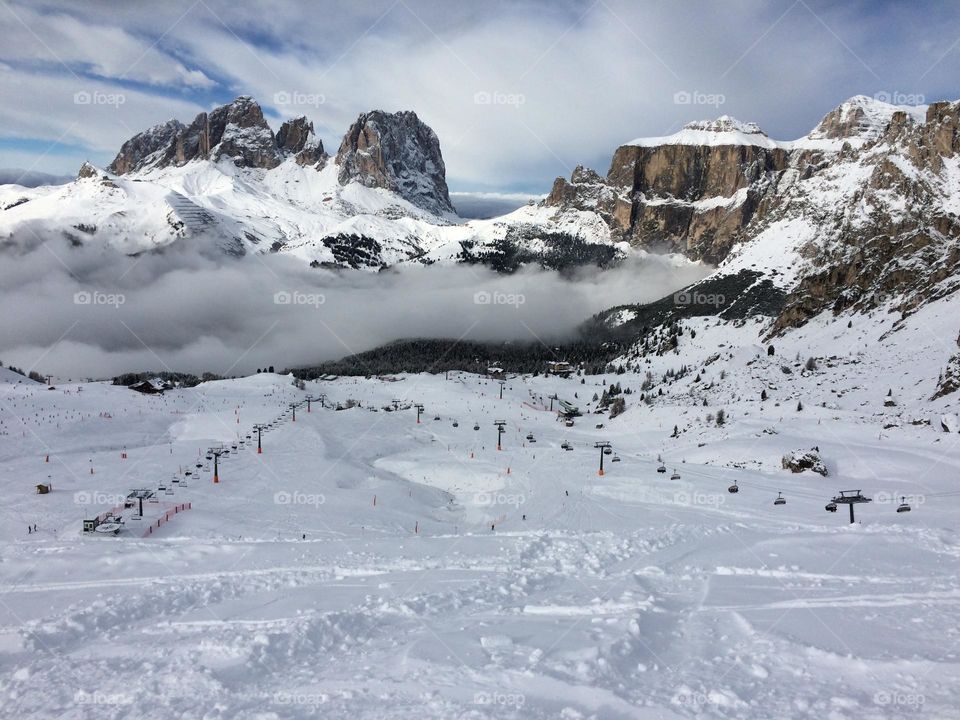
[0,0,958,192]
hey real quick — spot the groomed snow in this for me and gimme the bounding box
[1,361,958,718]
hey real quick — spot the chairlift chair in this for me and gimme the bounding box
[657,465,667,473]
[774,492,786,506]
[165,486,174,495]
[825,501,838,512]
[670,470,680,480]
[728,482,739,493]
[473,423,480,431]
[896,496,911,513]
[612,454,621,463]
[604,447,613,456]
[452,421,459,427]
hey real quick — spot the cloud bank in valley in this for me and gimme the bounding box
[0,244,709,380]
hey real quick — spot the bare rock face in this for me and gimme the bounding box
[546,119,788,263]
[782,447,828,476]
[108,97,285,173]
[336,110,454,216]
[108,119,184,175]
[276,117,327,167]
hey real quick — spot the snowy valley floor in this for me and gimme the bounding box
[0,371,958,719]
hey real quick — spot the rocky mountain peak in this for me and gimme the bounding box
[682,116,766,136]
[276,116,327,168]
[336,110,454,216]
[808,95,924,142]
[108,97,286,174]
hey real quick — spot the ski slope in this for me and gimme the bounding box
[0,372,958,719]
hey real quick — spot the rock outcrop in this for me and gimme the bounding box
[336,110,454,216]
[109,97,286,173]
[276,116,327,168]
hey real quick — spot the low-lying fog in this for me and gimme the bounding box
[0,244,710,379]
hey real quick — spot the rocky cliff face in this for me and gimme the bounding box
[546,117,793,264]
[542,97,960,337]
[109,97,285,173]
[276,116,327,168]
[336,110,454,216]
[106,100,451,216]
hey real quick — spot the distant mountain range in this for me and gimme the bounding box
[5,93,960,407]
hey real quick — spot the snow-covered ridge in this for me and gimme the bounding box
[626,95,929,150]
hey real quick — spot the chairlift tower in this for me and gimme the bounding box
[494,420,507,451]
[594,441,612,476]
[318,393,327,409]
[207,447,225,483]
[305,395,317,412]
[548,393,558,411]
[289,402,300,422]
[499,380,505,400]
[253,424,268,454]
[415,403,424,424]
[831,489,872,524]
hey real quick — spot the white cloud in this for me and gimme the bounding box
[2,0,959,188]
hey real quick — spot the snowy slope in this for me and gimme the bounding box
[1,370,958,718]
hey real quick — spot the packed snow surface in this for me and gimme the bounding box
[0,370,958,719]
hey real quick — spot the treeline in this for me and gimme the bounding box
[288,337,628,379]
[0,359,45,383]
[111,371,224,387]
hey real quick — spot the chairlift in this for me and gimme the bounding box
[205,454,213,460]
[565,419,575,427]
[180,478,188,488]
[157,484,167,492]
[473,423,480,431]
[728,482,739,493]
[195,462,202,469]
[825,501,838,512]
[149,494,159,503]
[657,465,667,473]
[670,470,680,480]
[612,454,621,463]
[245,434,252,439]
[165,486,174,495]
[603,447,613,456]
[896,496,911,513]
[184,470,192,477]
[434,415,440,421]
[774,492,786,506]
[203,464,210,472]
[452,421,459,427]
[231,444,238,450]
